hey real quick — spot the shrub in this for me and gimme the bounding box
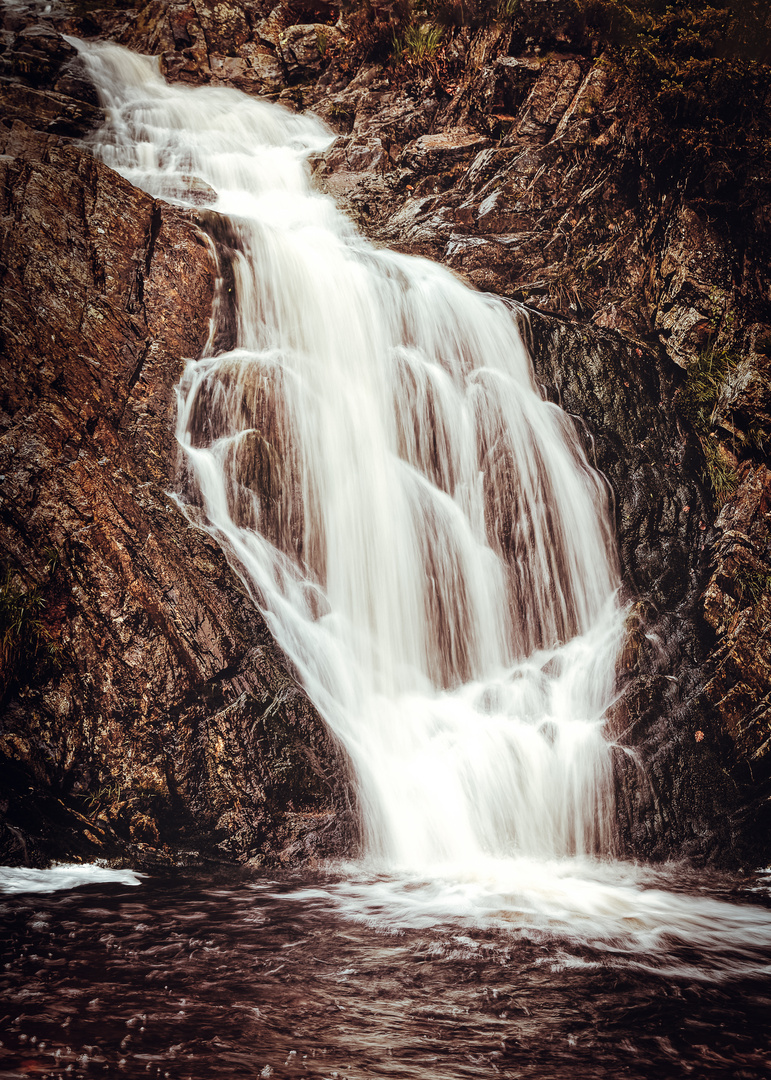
[579,0,771,174]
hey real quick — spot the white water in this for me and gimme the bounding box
[69,40,771,973]
[74,39,622,864]
[0,863,143,894]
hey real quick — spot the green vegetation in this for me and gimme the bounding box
[676,346,752,506]
[735,566,771,609]
[393,21,443,68]
[679,347,735,433]
[316,27,331,57]
[0,571,57,699]
[579,0,771,171]
[700,436,739,508]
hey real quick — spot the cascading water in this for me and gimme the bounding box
[64,41,771,988]
[74,40,626,875]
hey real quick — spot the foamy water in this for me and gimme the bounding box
[0,863,143,894]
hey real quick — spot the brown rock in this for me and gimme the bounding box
[278,23,341,80]
[703,464,771,764]
[0,124,357,867]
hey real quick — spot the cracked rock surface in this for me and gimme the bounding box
[0,109,357,868]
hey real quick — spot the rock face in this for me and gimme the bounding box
[523,314,741,862]
[1,0,769,867]
[0,63,357,866]
[703,466,771,766]
[0,19,102,136]
[305,13,771,863]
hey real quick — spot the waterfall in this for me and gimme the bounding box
[75,41,626,873]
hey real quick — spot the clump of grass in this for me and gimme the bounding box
[0,571,57,699]
[700,437,739,508]
[735,567,771,608]
[679,347,733,430]
[677,346,746,507]
[393,21,444,67]
[316,27,330,58]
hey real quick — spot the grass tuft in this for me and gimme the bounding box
[0,571,57,699]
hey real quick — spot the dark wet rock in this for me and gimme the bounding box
[523,313,747,863]
[0,79,102,136]
[703,465,771,766]
[501,56,584,144]
[0,123,357,868]
[0,21,103,137]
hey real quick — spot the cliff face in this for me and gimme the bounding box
[1,0,769,867]
[0,14,357,867]
[304,2,771,862]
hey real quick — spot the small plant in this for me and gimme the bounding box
[394,21,443,67]
[736,567,771,608]
[496,0,519,18]
[676,345,751,506]
[679,347,732,427]
[43,547,61,574]
[700,437,739,508]
[0,571,57,699]
[83,783,123,810]
[316,28,330,57]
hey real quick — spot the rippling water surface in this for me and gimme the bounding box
[1,866,770,1080]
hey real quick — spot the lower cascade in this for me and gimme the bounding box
[76,39,624,871]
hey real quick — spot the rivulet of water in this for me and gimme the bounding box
[62,37,771,991]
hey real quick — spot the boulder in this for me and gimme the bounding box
[277,22,342,81]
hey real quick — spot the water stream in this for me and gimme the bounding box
[76,40,625,871]
[2,36,771,1080]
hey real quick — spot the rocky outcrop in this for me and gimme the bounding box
[0,19,103,136]
[1,0,769,867]
[703,466,771,765]
[0,113,357,867]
